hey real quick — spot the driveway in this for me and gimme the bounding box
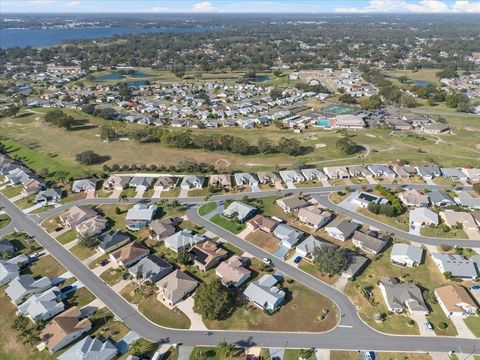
[332,275,348,292]
[134,188,145,198]
[109,189,122,199]
[315,349,330,360]
[23,203,45,214]
[177,346,194,360]
[411,313,435,336]
[450,316,476,338]
[152,188,163,198]
[251,184,260,192]
[176,296,207,330]
[464,227,480,240]
[179,188,189,198]
[286,181,296,189]
[268,347,284,360]
[339,192,360,212]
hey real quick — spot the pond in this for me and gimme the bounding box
[412,80,431,87]
[93,71,156,82]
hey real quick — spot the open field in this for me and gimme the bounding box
[2,107,480,181]
[0,214,11,229]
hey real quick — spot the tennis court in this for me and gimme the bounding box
[321,105,355,115]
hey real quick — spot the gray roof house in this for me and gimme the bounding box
[222,201,257,222]
[128,255,173,284]
[343,252,369,279]
[5,275,51,305]
[234,173,259,187]
[164,229,207,253]
[71,178,97,193]
[149,218,178,241]
[256,171,282,184]
[367,164,396,178]
[243,274,285,311]
[441,168,469,181]
[278,170,305,183]
[154,176,178,191]
[296,235,335,258]
[454,191,480,210]
[57,336,118,360]
[323,166,350,179]
[157,270,199,307]
[126,204,157,231]
[276,195,309,213]
[428,190,455,207]
[273,223,304,248]
[0,261,20,286]
[379,277,428,315]
[17,286,65,321]
[97,230,131,254]
[390,243,424,267]
[347,165,373,178]
[35,188,62,204]
[301,168,328,181]
[352,231,389,255]
[325,218,359,241]
[180,175,205,190]
[415,166,441,180]
[129,176,154,190]
[432,253,478,280]
[409,207,439,227]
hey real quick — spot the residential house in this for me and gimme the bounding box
[109,242,149,268]
[103,175,131,191]
[222,201,257,222]
[256,172,282,185]
[157,270,199,307]
[5,275,51,305]
[300,168,328,181]
[343,252,369,279]
[243,274,285,311]
[0,261,20,286]
[441,168,468,181]
[76,216,108,238]
[392,164,417,179]
[40,306,92,353]
[428,191,455,207]
[180,175,205,190]
[461,168,480,182]
[367,164,396,179]
[164,229,207,253]
[296,235,334,258]
[399,189,429,207]
[60,205,98,228]
[415,166,441,180]
[209,174,232,189]
[454,191,480,210]
[352,192,388,208]
[422,123,450,134]
[439,211,478,229]
[273,223,304,248]
[435,284,478,317]
[35,188,62,204]
[276,195,308,213]
[347,165,373,178]
[325,218,359,241]
[129,176,154,191]
[149,218,178,242]
[234,173,259,188]
[246,214,279,233]
[298,205,332,230]
[332,114,365,130]
[278,170,305,184]
[352,230,389,255]
[390,243,424,267]
[379,277,428,315]
[216,256,251,287]
[432,253,478,280]
[323,166,350,179]
[189,241,228,272]
[409,207,439,227]
[17,286,65,321]
[126,204,157,231]
[97,230,130,254]
[71,178,97,193]
[0,239,15,259]
[57,336,118,360]
[128,255,172,283]
[154,176,178,191]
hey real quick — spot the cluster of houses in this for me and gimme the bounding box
[0,153,46,197]
[387,114,450,134]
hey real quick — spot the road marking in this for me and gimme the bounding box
[338,325,353,328]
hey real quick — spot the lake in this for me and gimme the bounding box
[0,26,211,49]
[93,71,157,82]
[412,80,431,87]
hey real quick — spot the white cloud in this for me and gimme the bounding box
[192,1,215,12]
[150,6,170,12]
[65,1,80,7]
[28,0,56,4]
[336,0,480,13]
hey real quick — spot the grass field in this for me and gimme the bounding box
[2,106,480,180]
[0,214,11,229]
[56,229,78,244]
[464,316,480,337]
[26,254,66,279]
[210,214,246,234]
[64,287,96,308]
[198,202,217,216]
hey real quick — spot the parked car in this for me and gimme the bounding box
[294,256,302,264]
[62,285,76,293]
[471,284,480,291]
[262,258,273,266]
[100,259,110,266]
[363,352,375,360]
[424,321,433,331]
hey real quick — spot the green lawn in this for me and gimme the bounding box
[70,243,96,260]
[64,287,96,308]
[89,308,130,342]
[357,208,410,232]
[210,214,246,234]
[189,346,245,360]
[161,188,181,198]
[26,254,66,280]
[2,232,42,255]
[0,185,23,198]
[13,195,36,210]
[117,339,159,360]
[121,284,191,329]
[56,229,78,244]
[283,349,315,360]
[426,302,457,336]
[198,202,217,216]
[420,225,468,239]
[99,267,126,286]
[464,316,480,337]
[0,214,11,229]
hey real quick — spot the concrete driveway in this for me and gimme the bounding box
[176,296,207,330]
[411,313,434,336]
[450,316,476,338]
[109,189,122,199]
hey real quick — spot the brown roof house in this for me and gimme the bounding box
[209,174,232,189]
[276,195,308,213]
[298,205,332,230]
[246,214,279,233]
[149,218,178,242]
[189,241,228,272]
[40,306,92,353]
[157,270,199,307]
[216,256,251,287]
[109,242,149,268]
[435,284,478,317]
[59,205,107,237]
[103,175,131,191]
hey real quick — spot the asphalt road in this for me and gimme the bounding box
[1,187,479,353]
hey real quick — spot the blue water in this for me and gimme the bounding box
[315,119,330,127]
[93,72,124,82]
[1,26,210,49]
[93,71,156,82]
[255,76,270,82]
[413,80,431,87]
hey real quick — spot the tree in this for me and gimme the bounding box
[270,86,283,100]
[79,236,99,248]
[3,105,20,117]
[336,137,360,155]
[313,246,348,276]
[367,201,381,215]
[81,103,95,115]
[177,250,191,265]
[129,339,142,356]
[399,94,418,108]
[339,93,357,104]
[95,107,116,120]
[44,109,75,130]
[75,150,104,165]
[473,182,480,195]
[193,280,234,320]
[218,341,237,359]
[360,95,382,110]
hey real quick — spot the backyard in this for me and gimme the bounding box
[210,214,246,234]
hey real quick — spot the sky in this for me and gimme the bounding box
[2,0,480,14]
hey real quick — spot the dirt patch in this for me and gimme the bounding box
[476,144,480,150]
[366,134,377,138]
[315,143,327,149]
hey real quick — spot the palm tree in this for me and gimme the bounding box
[119,192,128,204]
[129,339,142,356]
[218,340,236,359]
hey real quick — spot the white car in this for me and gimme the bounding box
[262,258,273,266]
